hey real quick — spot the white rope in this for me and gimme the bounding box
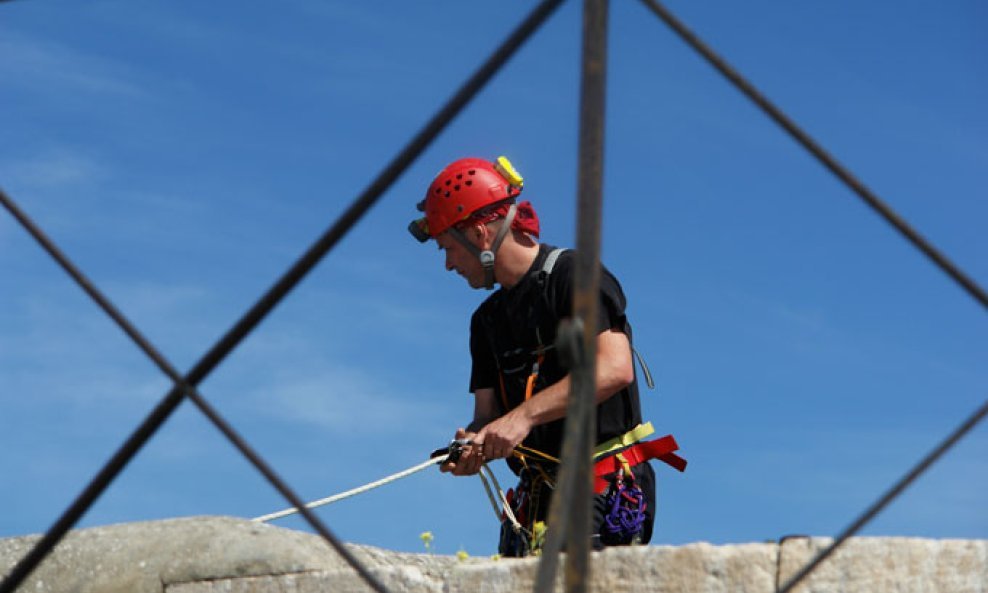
[479,462,524,534]
[252,454,447,523]
[477,464,504,522]
[251,451,523,534]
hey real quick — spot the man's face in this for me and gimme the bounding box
[436,228,485,289]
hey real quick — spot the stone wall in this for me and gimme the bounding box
[1,517,985,593]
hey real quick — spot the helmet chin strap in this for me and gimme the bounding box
[447,203,518,290]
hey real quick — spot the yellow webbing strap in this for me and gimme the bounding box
[616,452,633,476]
[592,422,655,460]
[509,421,655,467]
[514,445,560,465]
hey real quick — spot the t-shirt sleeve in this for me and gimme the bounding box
[469,309,497,393]
[550,253,628,335]
[597,266,629,332]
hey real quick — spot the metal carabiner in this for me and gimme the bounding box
[430,438,474,464]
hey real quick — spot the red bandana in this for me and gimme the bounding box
[463,200,540,238]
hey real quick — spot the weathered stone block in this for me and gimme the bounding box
[2,517,985,593]
[0,516,358,593]
[778,536,988,593]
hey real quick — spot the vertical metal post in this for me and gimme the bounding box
[534,0,609,591]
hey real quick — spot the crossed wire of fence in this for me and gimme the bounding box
[1,1,985,593]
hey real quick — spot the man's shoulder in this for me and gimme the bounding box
[538,244,574,276]
[551,247,575,270]
[544,248,628,299]
[547,248,622,276]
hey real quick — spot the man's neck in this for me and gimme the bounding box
[495,237,541,289]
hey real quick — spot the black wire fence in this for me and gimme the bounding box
[1,1,984,593]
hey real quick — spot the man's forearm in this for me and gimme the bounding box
[466,418,488,433]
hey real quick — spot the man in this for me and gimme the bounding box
[409,156,684,556]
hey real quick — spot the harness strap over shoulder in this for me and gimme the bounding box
[542,247,567,274]
[540,247,655,390]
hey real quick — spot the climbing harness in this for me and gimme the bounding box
[594,437,687,491]
[591,423,686,494]
[496,423,687,556]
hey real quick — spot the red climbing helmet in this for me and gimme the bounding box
[409,156,524,242]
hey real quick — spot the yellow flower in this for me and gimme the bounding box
[420,531,434,553]
[531,521,547,556]
[456,549,469,562]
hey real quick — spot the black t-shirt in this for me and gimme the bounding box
[469,244,643,465]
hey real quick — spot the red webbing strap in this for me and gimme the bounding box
[593,435,687,493]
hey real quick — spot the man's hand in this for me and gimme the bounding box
[475,408,533,460]
[439,428,485,476]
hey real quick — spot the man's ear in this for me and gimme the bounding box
[470,222,491,247]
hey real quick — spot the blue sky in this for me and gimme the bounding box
[1,1,985,556]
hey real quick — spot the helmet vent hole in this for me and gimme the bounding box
[454,184,460,191]
[465,180,472,186]
[468,169,476,175]
[444,191,450,198]
[445,180,451,186]
[457,205,464,212]
[456,174,463,180]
